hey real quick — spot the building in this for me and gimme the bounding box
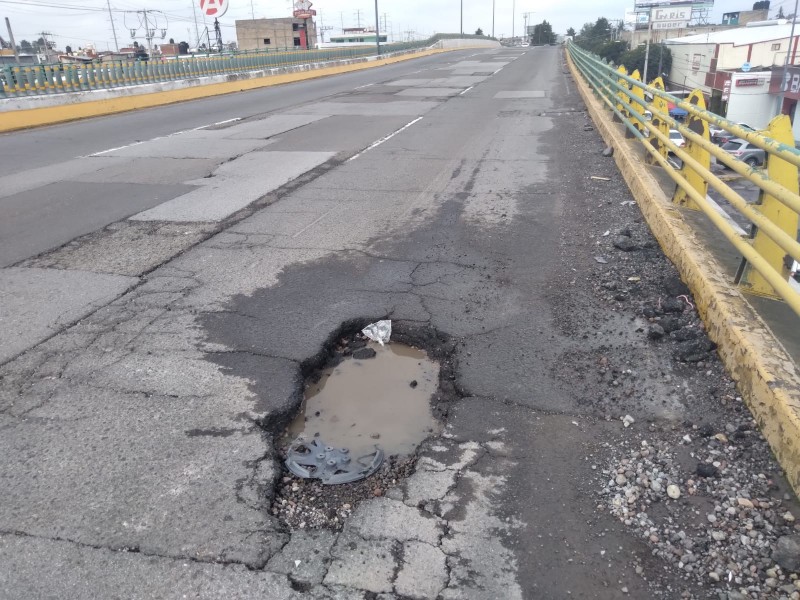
[329,27,387,44]
[235,18,317,51]
[722,9,770,26]
[622,24,735,48]
[664,20,800,139]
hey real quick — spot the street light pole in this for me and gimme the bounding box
[492,0,495,38]
[460,0,463,35]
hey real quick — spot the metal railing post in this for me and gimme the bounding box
[739,114,800,299]
[627,69,646,138]
[673,90,711,211]
[647,77,670,165]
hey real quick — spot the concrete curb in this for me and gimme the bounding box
[0,48,447,133]
[566,50,800,493]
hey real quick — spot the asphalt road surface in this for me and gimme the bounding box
[2,46,798,599]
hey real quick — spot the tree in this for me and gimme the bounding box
[169,37,175,44]
[19,39,33,53]
[178,41,189,54]
[65,45,72,54]
[133,41,139,48]
[35,36,53,51]
[619,43,672,83]
[778,6,786,18]
[475,28,484,36]
[753,1,770,9]
[574,18,612,53]
[531,20,556,45]
[566,27,576,37]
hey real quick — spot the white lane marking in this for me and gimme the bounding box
[355,83,375,89]
[459,86,475,96]
[347,117,424,162]
[705,194,746,236]
[196,117,242,129]
[84,117,241,157]
[494,67,504,74]
[88,141,146,156]
[292,208,335,238]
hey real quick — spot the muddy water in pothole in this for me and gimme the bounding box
[285,342,440,457]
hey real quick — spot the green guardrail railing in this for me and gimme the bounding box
[567,41,800,318]
[0,33,495,100]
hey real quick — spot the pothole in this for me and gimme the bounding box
[271,322,457,530]
[285,341,440,457]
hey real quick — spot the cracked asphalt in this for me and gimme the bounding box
[2,45,799,599]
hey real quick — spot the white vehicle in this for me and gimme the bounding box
[669,129,686,149]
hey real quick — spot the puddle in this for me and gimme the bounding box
[285,342,440,457]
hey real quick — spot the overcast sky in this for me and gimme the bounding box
[0,0,783,51]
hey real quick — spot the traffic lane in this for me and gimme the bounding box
[0,47,531,587]
[0,49,480,177]
[0,50,499,266]
[198,45,674,596]
[0,180,194,267]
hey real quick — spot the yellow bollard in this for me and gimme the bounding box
[646,77,670,165]
[673,89,710,211]
[738,114,800,299]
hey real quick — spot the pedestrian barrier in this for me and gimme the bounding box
[0,34,490,100]
[567,42,800,317]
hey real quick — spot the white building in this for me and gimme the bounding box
[664,20,800,137]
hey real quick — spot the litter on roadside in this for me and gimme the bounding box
[591,176,611,181]
[362,320,392,346]
[285,437,384,485]
[595,256,608,264]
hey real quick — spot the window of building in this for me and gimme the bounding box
[294,37,301,46]
[263,38,271,45]
[293,23,299,31]
[692,53,701,71]
[773,43,782,51]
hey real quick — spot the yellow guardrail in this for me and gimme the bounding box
[568,42,800,316]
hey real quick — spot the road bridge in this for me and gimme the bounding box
[1,45,798,599]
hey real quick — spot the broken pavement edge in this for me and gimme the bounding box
[566,48,800,495]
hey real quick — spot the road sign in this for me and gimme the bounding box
[742,62,752,72]
[199,0,228,18]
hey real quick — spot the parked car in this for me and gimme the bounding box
[669,129,685,150]
[711,123,756,146]
[719,138,765,167]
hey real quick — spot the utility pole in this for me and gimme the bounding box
[106,0,119,51]
[355,9,363,28]
[779,0,800,114]
[643,14,652,84]
[460,0,463,35]
[126,9,166,56]
[492,0,495,37]
[373,0,380,55]
[511,0,515,43]
[4,18,20,62]
[191,0,201,48]
[523,12,533,44]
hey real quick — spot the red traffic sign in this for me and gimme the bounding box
[200,0,228,18]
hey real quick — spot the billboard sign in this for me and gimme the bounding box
[635,0,712,8]
[650,5,691,29]
[199,0,228,18]
[293,0,317,18]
